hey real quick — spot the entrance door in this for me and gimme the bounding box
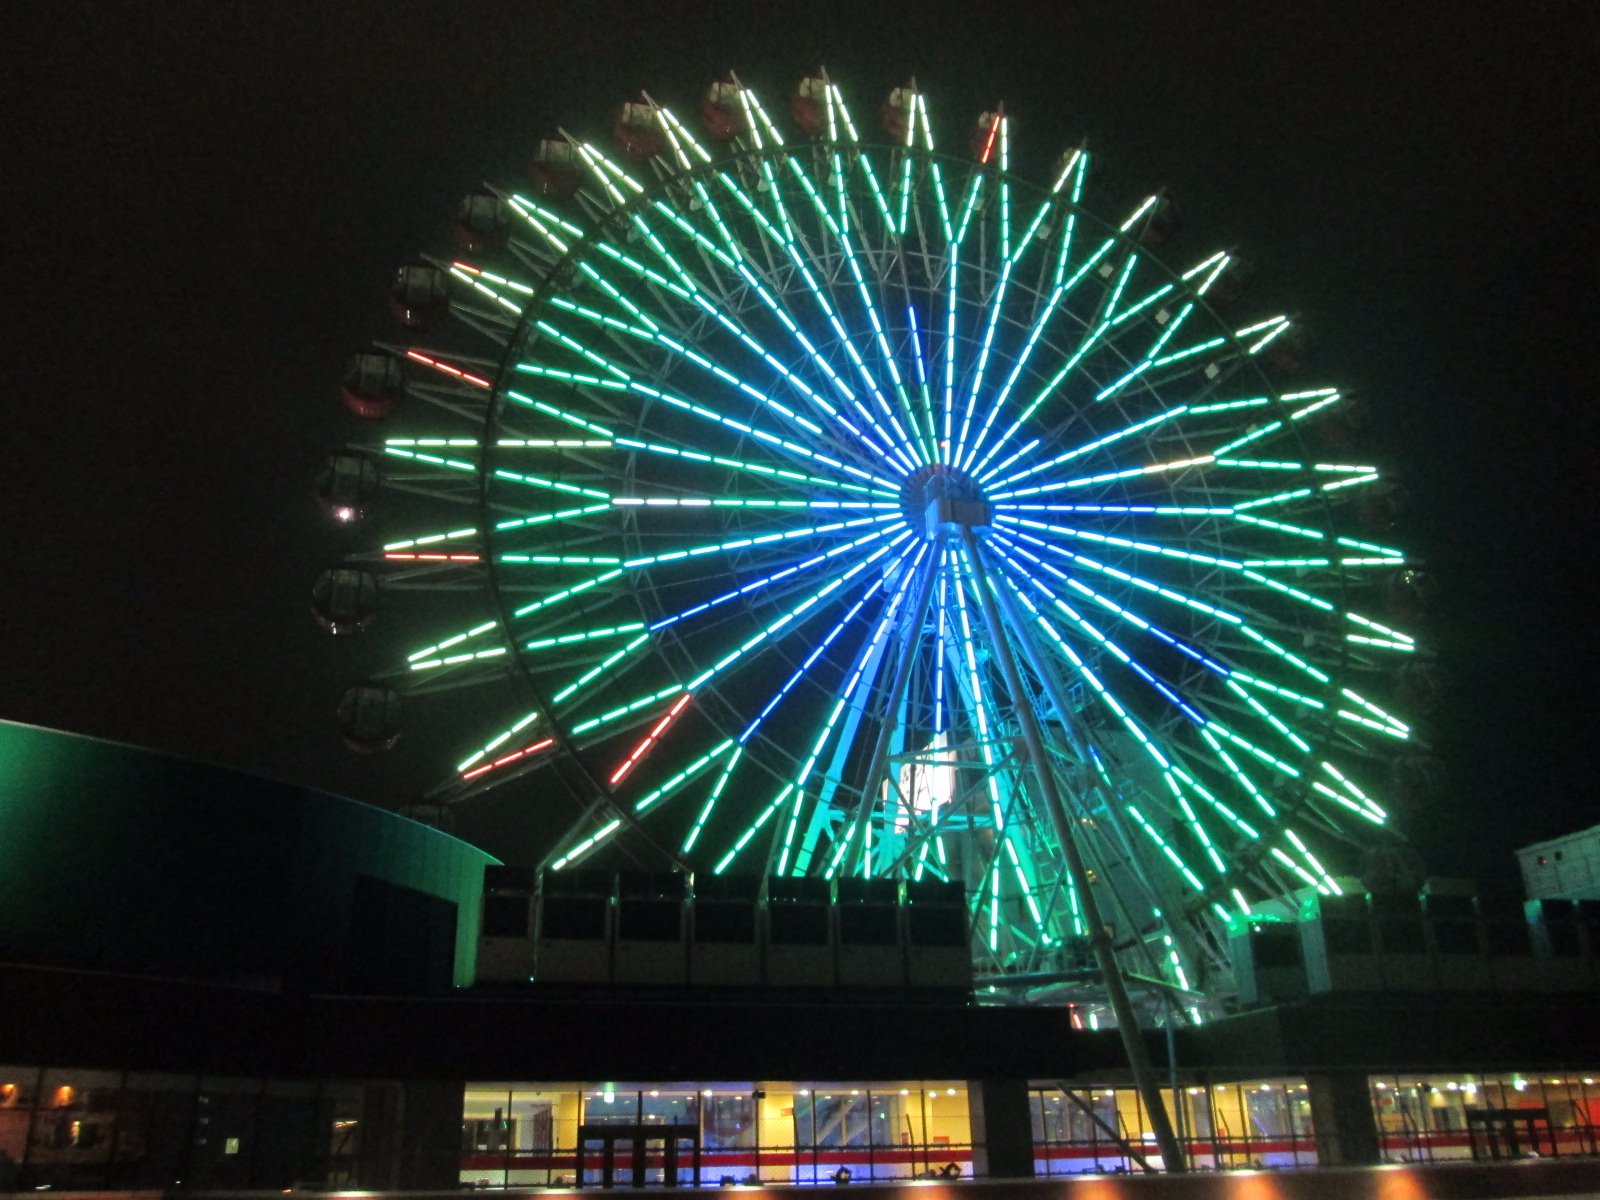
[576,1124,701,1188]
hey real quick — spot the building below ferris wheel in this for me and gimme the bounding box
[1,721,1599,1194]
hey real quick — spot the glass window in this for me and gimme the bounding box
[189,1076,261,1189]
[639,1089,698,1127]
[704,1094,753,1149]
[0,1067,40,1168]
[30,1068,121,1168]
[113,1072,196,1187]
[805,1090,868,1148]
[1245,1081,1290,1139]
[583,1086,640,1127]
[322,1082,366,1189]
[462,1085,513,1154]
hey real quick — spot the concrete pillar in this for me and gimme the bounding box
[398,1079,466,1189]
[966,1078,1035,1179]
[355,1082,407,1189]
[1305,1070,1381,1165]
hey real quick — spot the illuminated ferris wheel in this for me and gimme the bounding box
[315,74,1434,1005]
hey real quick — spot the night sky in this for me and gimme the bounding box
[6,2,1597,890]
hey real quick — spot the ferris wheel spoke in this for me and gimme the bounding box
[962,150,1091,473]
[555,174,908,477]
[947,566,1061,950]
[521,534,902,800]
[832,88,899,235]
[617,165,920,478]
[990,525,1334,696]
[986,552,1293,909]
[935,166,987,460]
[782,175,929,466]
[988,540,1309,790]
[967,252,1232,485]
[984,407,1193,493]
[522,300,844,463]
[801,120,933,463]
[778,567,928,877]
[327,76,1428,1015]
[509,363,897,490]
[695,172,925,473]
[535,288,857,456]
[747,153,926,471]
[549,738,740,870]
[889,95,920,235]
[712,558,912,877]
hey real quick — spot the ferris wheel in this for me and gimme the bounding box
[315,74,1434,1007]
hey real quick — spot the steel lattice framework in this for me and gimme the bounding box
[321,76,1426,1012]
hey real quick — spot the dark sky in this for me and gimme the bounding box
[5,2,1597,889]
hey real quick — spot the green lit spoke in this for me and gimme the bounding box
[712,541,922,875]
[986,537,1308,775]
[548,140,909,476]
[989,523,1332,689]
[991,548,1357,893]
[546,184,916,480]
[990,560,1252,901]
[685,543,926,857]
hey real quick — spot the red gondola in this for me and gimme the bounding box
[337,683,402,754]
[613,100,663,160]
[529,138,581,200]
[314,452,380,522]
[701,80,746,141]
[312,568,379,636]
[881,85,917,142]
[792,77,827,137]
[387,263,450,331]
[452,189,510,255]
[339,351,405,420]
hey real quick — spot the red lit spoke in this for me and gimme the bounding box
[609,694,693,786]
[978,114,1001,165]
[404,348,492,389]
[461,736,555,782]
[384,552,482,562]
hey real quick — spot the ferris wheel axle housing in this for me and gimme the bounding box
[900,463,992,539]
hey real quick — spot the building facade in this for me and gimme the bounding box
[4,723,1600,1191]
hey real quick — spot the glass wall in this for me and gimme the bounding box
[460,1081,974,1186]
[0,1065,394,1191]
[1371,1071,1600,1162]
[1030,1078,1315,1173]
[1028,1071,1600,1174]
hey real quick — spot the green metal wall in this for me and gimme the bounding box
[0,720,494,989]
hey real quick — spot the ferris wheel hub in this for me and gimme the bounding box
[900,464,992,540]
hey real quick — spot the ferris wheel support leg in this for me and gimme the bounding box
[844,553,943,876]
[975,554,1208,1001]
[959,527,1188,1174]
